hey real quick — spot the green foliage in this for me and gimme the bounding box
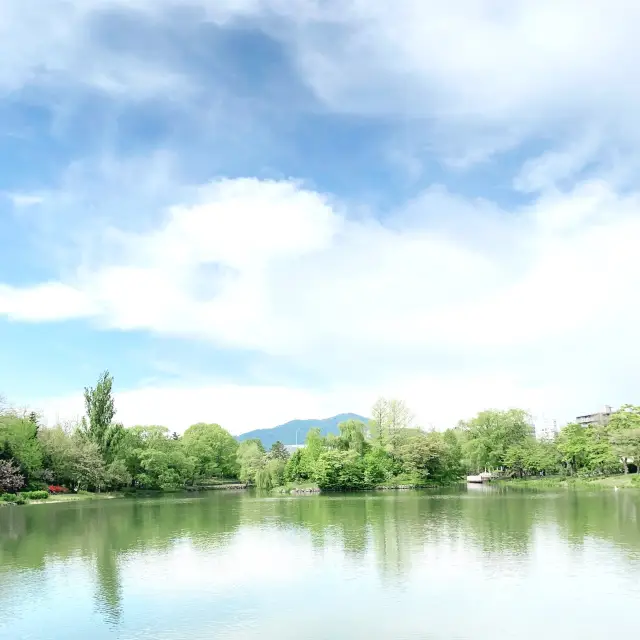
[314,449,366,490]
[82,370,116,453]
[255,458,286,490]
[239,439,289,487]
[608,405,640,473]
[182,423,239,480]
[556,422,589,474]
[2,373,240,495]
[336,420,368,454]
[6,370,640,496]
[557,423,619,476]
[19,490,49,500]
[0,492,25,504]
[284,449,304,482]
[363,447,395,485]
[0,412,43,479]
[462,409,534,472]
[269,441,289,460]
[369,398,413,453]
[396,430,462,483]
[503,438,561,477]
[237,440,266,484]
[284,411,465,490]
[114,425,191,490]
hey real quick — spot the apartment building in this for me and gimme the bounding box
[576,405,613,427]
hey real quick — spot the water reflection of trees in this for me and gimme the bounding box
[2,488,640,625]
[245,489,640,579]
[0,493,243,625]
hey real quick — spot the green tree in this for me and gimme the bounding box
[557,422,619,476]
[295,428,325,479]
[557,422,589,475]
[442,428,465,479]
[182,423,239,480]
[363,447,394,485]
[39,425,77,486]
[337,420,368,454]
[83,370,116,454]
[584,425,619,475]
[269,441,289,460]
[67,436,110,491]
[369,397,389,444]
[314,450,366,490]
[369,398,412,452]
[113,425,192,489]
[284,448,305,481]
[396,431,457,483]
[463,409,533,472]
[237,440,266,484]
[255,458,286,490]
[608,405,640,473]
[0,412,44,480]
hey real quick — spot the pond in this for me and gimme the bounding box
[1,487,640,639]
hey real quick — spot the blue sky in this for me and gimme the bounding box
[2,0,640,433]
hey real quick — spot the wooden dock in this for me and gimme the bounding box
[466,472,493,484]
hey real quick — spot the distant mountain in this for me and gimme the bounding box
[237,413,370,449]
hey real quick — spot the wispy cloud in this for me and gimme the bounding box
[6,192,44,207]
[5,172,640,428]
[4,1,640,430]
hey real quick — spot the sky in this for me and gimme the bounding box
[1,0,640,434]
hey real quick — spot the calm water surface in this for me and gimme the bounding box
[1,487,640,639]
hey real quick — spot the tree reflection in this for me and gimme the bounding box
[2,487,640,626]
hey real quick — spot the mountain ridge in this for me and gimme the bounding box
[236,413,369,448]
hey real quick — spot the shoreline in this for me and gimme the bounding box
[7,475,638,507]
[494,474,640,490]
[2,483,250,507]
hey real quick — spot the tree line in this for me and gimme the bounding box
[2,371,640,495]
[0,372,239,494]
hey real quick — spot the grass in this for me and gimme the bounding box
[197,478,244,487]
[32,491,124,504]
[496,474,640,491]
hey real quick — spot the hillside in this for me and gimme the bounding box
[237,413,369,449]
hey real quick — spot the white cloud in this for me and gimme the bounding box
[513,135,603,194]
[33,381,373,434]
[6,175,640,430]
[4,1,640,164]
[5,1,640,430]
[270,1,640,124]
[0,282,96,321]
[0,0,192,98]
[188,0,640,163]
[6,193,44,207]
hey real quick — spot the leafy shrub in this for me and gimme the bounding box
[19,490,49,500]
[0,493,25,504]
[314,450,367,490]
[631,475,640,487]
[25,481,49,492]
